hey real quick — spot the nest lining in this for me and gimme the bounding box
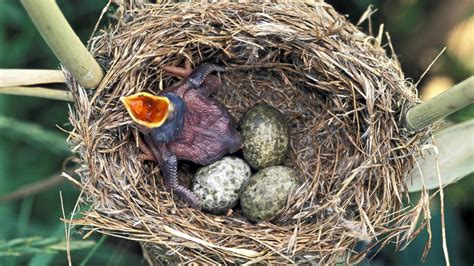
[67,2,431,264]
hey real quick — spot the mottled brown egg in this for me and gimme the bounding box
[239,104,289,169]
[240,166,301,222]
[192,157,251,214]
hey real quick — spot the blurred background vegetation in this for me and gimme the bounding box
[0,0,473,265]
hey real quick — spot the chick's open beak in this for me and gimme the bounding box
[121,92,171,128]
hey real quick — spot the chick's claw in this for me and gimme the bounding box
[143,135,201,208]
[160,148,201,208]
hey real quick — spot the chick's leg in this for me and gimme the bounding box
[143,135,200,209]
[162,59,193,78]
[135,133,157,162]
[186,62,225,88]
[164,60,224,96]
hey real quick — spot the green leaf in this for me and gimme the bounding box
[448,104,474,123]
[0,236,95,257]
[79,235,107,266]
[405,119,474,192]
[0,115,70,155]
[0,237,41,249]
[48,240,96,251]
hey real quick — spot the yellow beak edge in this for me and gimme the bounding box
[120,92,171,128]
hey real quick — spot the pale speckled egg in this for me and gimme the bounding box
[240,166,301,222]
[239,104,290,169]
[192,157,251,214]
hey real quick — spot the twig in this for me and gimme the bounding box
[65,173,94,266]
[0,69,65,87]
[20,0,104,88]
[0,174,65,204]
[415,47,446,87]
[406,76,474,130]
[61,172,82,188]
[0,86,73,101]
[434,137,450,266]
[60,191,72,266]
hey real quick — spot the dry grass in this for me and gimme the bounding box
[66,1,432,264]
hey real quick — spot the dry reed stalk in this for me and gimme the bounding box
[0,69,65,87]
[0,86,73,101]
[406,76,474,130]
[20,0,104,88]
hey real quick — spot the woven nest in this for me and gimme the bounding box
[67,1,432,264]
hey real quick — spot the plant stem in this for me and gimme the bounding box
[79,235,107,266]
[0,115,71,155]
[0,173,66,203]
[20,0,103,89]
[0,69,65,87]
[406,76,474,130]
[0,86,73,102]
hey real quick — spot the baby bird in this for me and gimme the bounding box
[121,60,242,208]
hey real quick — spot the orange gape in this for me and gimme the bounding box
[127,95,169,123]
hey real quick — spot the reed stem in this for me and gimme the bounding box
[20,0,103,88]
[0,86,73,102]
[0,69,65,87]
[406,76,474,130]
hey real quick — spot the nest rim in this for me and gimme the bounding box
[67,1,432,264]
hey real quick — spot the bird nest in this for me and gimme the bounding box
[67,1,432,264]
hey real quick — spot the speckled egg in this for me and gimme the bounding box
[239,104,289,169]
[240,166,301,222]
[192,157,251,214]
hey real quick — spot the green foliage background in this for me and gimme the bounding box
[0,1,143,265]
[0,0,472,265]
